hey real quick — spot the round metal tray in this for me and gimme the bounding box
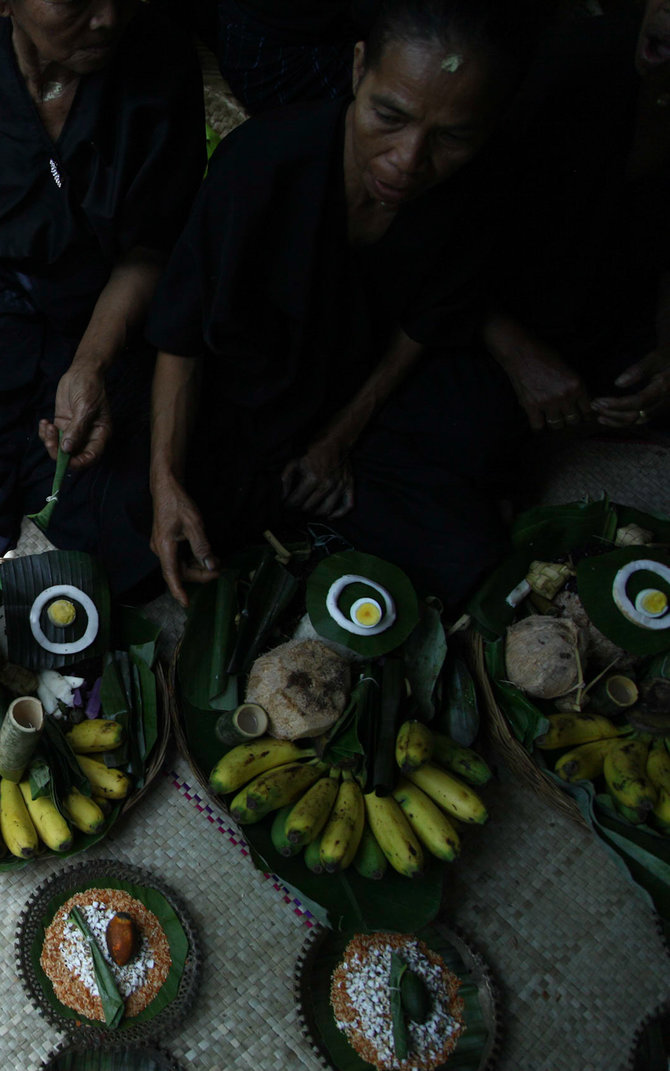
[40,1041,186,1071]
[16,859,201,1048]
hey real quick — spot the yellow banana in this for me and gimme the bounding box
[76,756,131,799]
[406,763,487,824]
[604,739,656,820]
[353,822,388,880]
[285,769,340,846]
[554,738,615,783]
[647,738,670,794]
[536,713,625,750]
[65,719,124,753]
[209,737,310,795]
[395,720,434,774]
[432,733,492,785]
[392,778,460,861]
[364,792,424,878]
[230,761,323,823]
[62,788,107,834]
[19,781,72,852]
[0,778,38,858]
[319,776,365,873]
[652,787,670,830]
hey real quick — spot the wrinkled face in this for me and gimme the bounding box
[346,36,506,208]
[635,0,670,79]
[5,0,138,74]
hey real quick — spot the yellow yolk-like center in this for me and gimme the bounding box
[46,598,77,627]
[638,589,668,616]
[352,600,382,627]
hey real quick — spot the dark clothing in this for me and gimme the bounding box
[216,0,355,112]
[147,98,524,609]
[0,8,206,592]
[502,10,670,390]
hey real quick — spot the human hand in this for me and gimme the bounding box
[39,365,112,469]
[591,347,670,427]
[150,472,220,607]
[281,438,354,518]
[501,344,592,431]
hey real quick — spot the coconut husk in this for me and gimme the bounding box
[245,639,350,740]
[504,616,587,699]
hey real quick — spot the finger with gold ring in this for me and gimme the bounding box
[565,413,580,425]
[547,418,563,427]
[636,409,649,424]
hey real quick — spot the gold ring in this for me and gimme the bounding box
[636,409,649,425]
[565,413,580,425]
[547,418,563,426]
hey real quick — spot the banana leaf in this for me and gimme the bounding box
[483,638,549,751]
[227,551,301,674]
[371,657,405,795]
[2,551,111,669]
[43,1046,180,1071]
[69,905,125,1028]
[118,606,161,668]
[26,440,70,532]
[177,578,239,713]
[436,649,481,747]
[577,547,670,656]
[299,925,493,1071]
[401,600,447,721]
[30,876,189,1030]
[305,550,419,658]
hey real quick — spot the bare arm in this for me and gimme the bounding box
[150,351,219,606]
[282,328,424,516]
[483,313,591,431]
[40,245,165,467]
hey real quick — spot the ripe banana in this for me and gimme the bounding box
[364,792,424,878]
[270,805,302,858]
[395,720,434,774]
[406,763,487,824]
[285,770,339,846]
[604,739,656,820]
[76,756,131,799]
[62,787,106,834]
[19,781,73,852]
[554,738,615,783]
[320,776,365,873]
[431,733,492,785]
[392,778,460,861]
[210,737,309,795]
[647,738,670,794]
[230,761,323,823]
[65,719,124,754]
[0,777,38,858]
[353,822,388,880]
[536,713,625,750]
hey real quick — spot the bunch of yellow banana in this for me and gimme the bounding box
[542,713,670,832]
[0,777,71,857]
[210,723,492,880]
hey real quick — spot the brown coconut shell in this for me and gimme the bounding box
[245,639,350,740]
[504,616,587,699]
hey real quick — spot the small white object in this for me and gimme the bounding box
[612,560,670,630]
[505,579,531,608]
[326,575,396,636]
[349,597,383,629]
[30,585,99,654]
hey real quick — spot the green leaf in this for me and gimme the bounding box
[322,678,368,769]
[389,952,409,1060]
[372,657,405,795]
[227,552,300,674]
[131,649,157,761]
[209,572,238,705]
[401,600,447,720]
[27,440,70,532]
[178,579,240,712]
[42,715,91,796]
[28,757,52,799]
[69,905,125,1029]
[483,639,549,751]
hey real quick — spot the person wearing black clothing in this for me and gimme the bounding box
[0,0,205,593]
[147,0,544,611]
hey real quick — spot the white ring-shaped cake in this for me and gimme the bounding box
[326,575,396,636]
[30,585,99,654]
[611,560,670,630]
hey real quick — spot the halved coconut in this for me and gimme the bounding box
[504,616,586,699]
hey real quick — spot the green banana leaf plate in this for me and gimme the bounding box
[294,923,501,1071]
[16,859,201,1047]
